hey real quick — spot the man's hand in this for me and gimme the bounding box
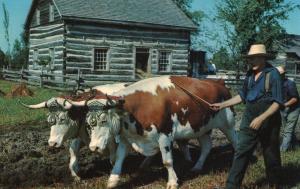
[210,103,224,111]
[250,116,264,130]
[209,95,243,112]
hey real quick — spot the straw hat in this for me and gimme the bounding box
[243,44,274,59]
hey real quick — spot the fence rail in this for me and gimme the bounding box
[1,68,300,91]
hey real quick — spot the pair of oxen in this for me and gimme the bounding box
[21,76,237,189]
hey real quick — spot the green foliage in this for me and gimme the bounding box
[0,49,5,68]
[211,47,236,70]
[2,3,10,53]
[11,33,29,69]
[2,3,10,69]
[216,0,299,69]
[0,80,61,126]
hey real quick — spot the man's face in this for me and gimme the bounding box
[248,56,266,71]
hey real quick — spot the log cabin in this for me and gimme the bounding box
[272,34,300,74]
[25,0,197,84]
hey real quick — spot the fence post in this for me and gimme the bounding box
[40,67,44,88]
[20,67,24,82]
[76,68,80,90]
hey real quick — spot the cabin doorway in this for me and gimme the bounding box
[135,48,150,79]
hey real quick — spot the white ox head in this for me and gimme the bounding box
[20,97,79,147]
[67,96,123,153]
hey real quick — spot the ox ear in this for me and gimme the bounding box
[117,98,125,107]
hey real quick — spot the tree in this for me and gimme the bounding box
[211,47,234,70]
[10,32,29,69]
[172,0,205,47]
[0,49,5,67]
[216,0,299,71]
[2,3,11,68]
[11,39,22,68]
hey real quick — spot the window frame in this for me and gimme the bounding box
[49,48,55,69]
[157,50,172,73]
[33,49,39,69]
[49,3,55,22]
[36,8,40,25]
[92,47,110,71]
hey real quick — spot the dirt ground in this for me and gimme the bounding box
[0,123,234,189]
[1,113,300,189]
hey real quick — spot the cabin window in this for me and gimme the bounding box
[36,9,40,25]
[158,51,172,72]
[49,4,54,22]
[94,48,109,71]
[49,48,55,69]
[33,49,38,68]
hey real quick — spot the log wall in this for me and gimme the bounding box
[65,22,190,81]
[28,22,65,74]
[30,0,60,27]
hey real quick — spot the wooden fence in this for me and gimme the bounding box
[0,68,299,91]
[0,68,95,91]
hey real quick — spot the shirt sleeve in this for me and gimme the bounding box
[238,76,248,103]
[270,70,283,105]
[287,80,299,99]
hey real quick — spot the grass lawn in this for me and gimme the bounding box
[0,80,63,127]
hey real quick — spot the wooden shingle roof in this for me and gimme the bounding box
[26,0,197,31]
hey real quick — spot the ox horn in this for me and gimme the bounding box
[55,98,73,110]
[19,100,47,109]
[64,99,87,107]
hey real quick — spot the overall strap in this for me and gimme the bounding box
[265,72,271,93]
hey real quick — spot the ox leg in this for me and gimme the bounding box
[177,140,192,162]
[69,138,81,181]
[191,133,212,172]
[219,123,237,150]
[107,141,129,189]
[108,137,117,165]
[220,108,237,150]
[158,134,178,189]
[139,155,155,170]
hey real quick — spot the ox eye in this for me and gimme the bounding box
[47,116,56,125]
[90,117,97,126]
[59,113,67,121]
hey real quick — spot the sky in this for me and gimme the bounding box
[0,0,299,52]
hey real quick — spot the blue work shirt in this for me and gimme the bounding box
[283,78,300,110]
[239,64,283,105]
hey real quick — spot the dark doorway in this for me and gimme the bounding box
[189,50,206,77]
[135,48,150,79]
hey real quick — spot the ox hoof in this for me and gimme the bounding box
[73,176,81,183]
[166,181,178,189]
[166,180,178,189]
[107,174,120,189]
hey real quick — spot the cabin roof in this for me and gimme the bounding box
[25,0,198,31]
[283,34,300,58]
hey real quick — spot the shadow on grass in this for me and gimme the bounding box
[112,144,235,189]
[245,163,300,189]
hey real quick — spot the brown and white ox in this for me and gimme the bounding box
[20,83,128,181]
[67,76,237,189]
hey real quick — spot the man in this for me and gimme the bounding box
[277,66,300,152]
[211,44,283,189]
